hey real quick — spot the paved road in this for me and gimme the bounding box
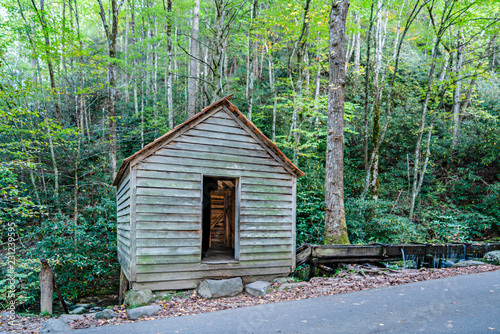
[72,270,500,334]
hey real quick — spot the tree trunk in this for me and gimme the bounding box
[362,3,375,175]
[452,32,464,148]
[46,123,62,216]
[361,0,424,199]
[291,0,311,164]
[324,0,350,245]
[131,0,139,116]
[187,0,200,118]
[97,0,119,180]
[353,12,361,74]
[40,260,53,315]
[247,0,258,121]
[164,0,174,128]
[266,43,278,141]
[409,49,440,221]
[368,1,385,200]
[31,0,61,121]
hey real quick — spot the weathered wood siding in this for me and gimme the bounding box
[116,170,131,280]
[132,107,295,290]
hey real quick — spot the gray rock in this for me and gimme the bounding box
[95,309,118,319]
[439,260,454,268]
[278,282,312,291]
[452,260,485,267]
[70,303,90,311]
[124,289,154,308]
[197,278,243,299]
[0,310,15,320]
[273,277,295,284]
[484,250,500,265]
[245,281,271,296]
[69,306,86,315]
[126,305,162,320]
[40,319,71,333]
[59,314,84,323]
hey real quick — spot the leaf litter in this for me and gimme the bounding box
[1,264,498,333]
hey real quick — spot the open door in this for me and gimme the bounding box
[202,176,236,262]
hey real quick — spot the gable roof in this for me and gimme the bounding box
[113,95,305,186]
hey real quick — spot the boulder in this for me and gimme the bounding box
[278,282,311,291]
[197,278,243,298]
[69,304,89,311]
[127,305,162,320]
[69,306,86,315]
[40,319,71,333]
[484,250,500,265]
[273,277,295,284]
[245,281,271,297]
[439,260,454,268]
[94,309,118,320]
[245,281,271,296]
[124,289,154,308]
[452,260,485,267]
[59,314,84,323]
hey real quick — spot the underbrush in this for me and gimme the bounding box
[296,194,498,245]
[0,198,119,311]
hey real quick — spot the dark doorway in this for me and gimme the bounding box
[202,176,237,262]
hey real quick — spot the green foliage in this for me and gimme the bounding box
[345,199,426,244]
[0,165,41,239]
[0,197,119,309]
[0,259,40,309]
[296,190,325,245]
[25,198,118,302]
[1,0,500,311]
[421,210,496,243]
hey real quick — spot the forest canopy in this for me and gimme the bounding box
[1,0,499,306]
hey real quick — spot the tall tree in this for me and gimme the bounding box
[30,0,61,121]
[187,0,200,119]
[247,0,258,121]
[97,0,122,179]
[324,0,350,245]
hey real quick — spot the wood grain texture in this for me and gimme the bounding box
[116,167,131,280]
[126,108,296,287]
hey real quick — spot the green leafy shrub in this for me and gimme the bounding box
[421,210,496,243]
[0,258,41,309]
[296,190,325,245]
[345,199,426,244]
[27,198,119,301]
[0,197,120,309]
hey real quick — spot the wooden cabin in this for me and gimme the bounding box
[113,96,304,291]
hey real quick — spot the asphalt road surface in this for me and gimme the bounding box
[72,270,500,334]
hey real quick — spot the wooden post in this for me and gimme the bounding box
[118,268,129,305]
[40,259,53,315]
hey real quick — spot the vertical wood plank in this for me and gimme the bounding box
[129,166,137,284]
[234,177,241,260]
[291,176,297,270]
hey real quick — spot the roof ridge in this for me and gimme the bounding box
[113,96,303,186]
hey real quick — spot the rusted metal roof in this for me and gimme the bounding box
[113,95,304,186]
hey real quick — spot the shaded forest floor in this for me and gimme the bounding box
[2,264,499,333]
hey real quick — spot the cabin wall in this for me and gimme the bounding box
[116,170,131,280]
[131,108,295,290]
